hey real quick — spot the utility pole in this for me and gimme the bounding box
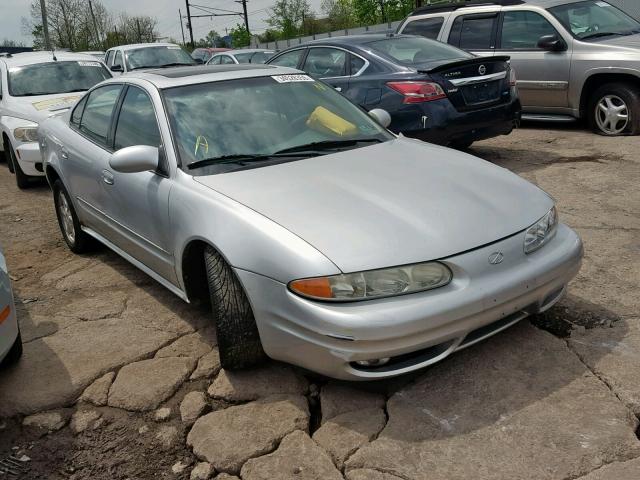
[39,0,51,50]
[179,9,186,45]
[88,0,102,49]
[236,0,250,36]
[136,18,142,42]
[185,0,195,48]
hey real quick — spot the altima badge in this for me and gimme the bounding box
[488,252,504,265]
[479,65,487,75]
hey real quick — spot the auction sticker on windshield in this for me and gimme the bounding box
[31,96,82,111]
[77,61,102,67]
[272,74,315,83]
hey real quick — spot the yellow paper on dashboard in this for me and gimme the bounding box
[306,106,358,137]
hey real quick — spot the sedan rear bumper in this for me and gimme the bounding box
[236,223,583,380]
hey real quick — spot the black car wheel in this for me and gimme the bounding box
[7,143,31,189]
[2,332,22,367]
[53,179,95,253]
[204,245,266,370]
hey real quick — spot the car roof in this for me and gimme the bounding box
[408,0,584,15]
[229,49,275,54]
[107,43,180,51]
[0,51,103,67]
[112,64,301,89]
[304,33,413,47]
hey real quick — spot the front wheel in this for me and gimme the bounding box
[52,180,95,253]
[8,144,31,189]
[589,83,640,136]
[204,246,266,370]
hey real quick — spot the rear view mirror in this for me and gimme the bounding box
[110,64,123,72]
[368,109,392,129]
[110,146,159,173]
[537,34,567,52]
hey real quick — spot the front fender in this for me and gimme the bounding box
[571,65,640,111]
[171,173,341,290]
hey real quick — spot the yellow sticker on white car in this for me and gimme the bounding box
[31,96,81,111]
[272,74,315,83]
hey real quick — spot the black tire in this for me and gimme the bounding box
[204,246,266,370]
[2,332,22,367]
[7,143,31,189]
[52,179,95,253]
[450,139,474,150]
[588,82,640,136]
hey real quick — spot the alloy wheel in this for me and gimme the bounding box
[58,191,76,244]
[595,94,629,135]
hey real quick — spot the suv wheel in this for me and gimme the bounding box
[204,245,266,370]
[589,83,640,136]
[52,180,95,253]
[7,143,31,189]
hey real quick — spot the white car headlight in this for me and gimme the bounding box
[13,126,39,143]
[524,206,558,254]
[289,262,452,302]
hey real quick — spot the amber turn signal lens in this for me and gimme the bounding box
[289,278,333,299]
[0,305,10,325]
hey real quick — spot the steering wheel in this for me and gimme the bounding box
[289,113,310,132]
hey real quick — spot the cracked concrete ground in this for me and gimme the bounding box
[0,123,638,479]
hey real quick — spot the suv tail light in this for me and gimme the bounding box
[386,81,447,104]
[509,67,517,87]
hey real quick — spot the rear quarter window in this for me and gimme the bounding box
[402,17,445,39]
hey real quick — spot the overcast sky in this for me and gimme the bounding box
[1,0,324,46]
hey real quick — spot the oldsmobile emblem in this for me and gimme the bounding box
[478,64,487,75]
[488,252,504,265]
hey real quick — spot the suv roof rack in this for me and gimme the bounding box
[410,0,524,16]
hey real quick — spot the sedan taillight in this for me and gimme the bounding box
[387,81,447,104]
[509,67,517,87]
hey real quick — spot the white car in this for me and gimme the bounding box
[0,246,20,367]
[104,43,195,75]
[0,51,111,188]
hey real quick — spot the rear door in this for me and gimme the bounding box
[302,47,350,93]
[496,9,571,109]
[447,12,499,57]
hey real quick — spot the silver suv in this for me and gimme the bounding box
[397,0,640,136]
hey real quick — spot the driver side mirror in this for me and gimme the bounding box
[537,34,567,52]
[368,109,392,129]
[109,146,159,173]
[110,64,124,72]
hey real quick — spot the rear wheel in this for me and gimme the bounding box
[204,246,266,370]
[7,143,31,189]
[53,180,95,253]
[2,332,22,367]
[589,82,640,136]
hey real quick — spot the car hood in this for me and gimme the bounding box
[590,32,640,52]
[194,138,554,273]
[3,92,83,123]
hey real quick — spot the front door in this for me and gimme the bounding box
[303,47,351,94]
[496,10,571,110]
[103,85,176,283]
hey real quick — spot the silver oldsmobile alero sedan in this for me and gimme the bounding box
[38,64,583,380]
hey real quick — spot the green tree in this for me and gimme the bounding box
[230,24,250,47]
[321,0,357,30]
[267,0,313,38]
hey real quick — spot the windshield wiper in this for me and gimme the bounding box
[158,62,195,68]
[187,153,313,170]
[580,31,625,40]
[274,138,383,155]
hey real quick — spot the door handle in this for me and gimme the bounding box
[60,148,69,160]
[102,169,114,185]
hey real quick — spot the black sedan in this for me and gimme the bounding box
[267,34,521,149]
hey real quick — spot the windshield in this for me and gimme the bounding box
[8,61,111,97]
[365,36,472,66]
[163,75,393,174]
[549,0,640,40]
[125,46,195,70]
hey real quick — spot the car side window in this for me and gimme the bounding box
[304,48,347,78]
[449,14,498,50]
[402,17,445,39]
[114,50,123,68]
[70,95,88,126]
[209,56,221,65]
[79,84,122,147]
[500,11,558,49]
[220,55,235,65]
[114,86,161,150]
[234,52,253,64]
[269,49,305,68]
[349,55,365,75]
[105,50,114,66]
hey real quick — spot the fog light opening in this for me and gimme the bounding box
[355,357,390,367]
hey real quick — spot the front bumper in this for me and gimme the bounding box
[15,142,45,177]
[236,223,583,380]
[393,98,521,146]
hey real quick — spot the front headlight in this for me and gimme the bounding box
[524,206,558,254]
[13,126,39,143]
[289,262,452,302]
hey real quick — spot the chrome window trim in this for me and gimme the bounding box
[305,45,370,80]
